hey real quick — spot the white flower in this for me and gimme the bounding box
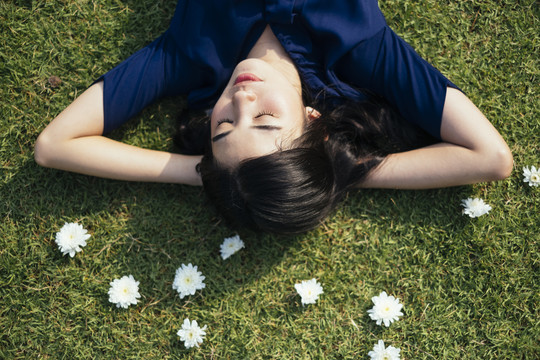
[54,222,91,257]
[523,165,539,187]
[108,275,141,309]
[172,263,206,299]
[177,318,207,348]
[220,235,245,260]
[368,340,401,360]
[294,278,323,305]
[461,197,492,218]
[367,291,403,327]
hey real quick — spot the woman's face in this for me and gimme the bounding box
[211,59,312,168]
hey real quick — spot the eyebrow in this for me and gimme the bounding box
[212,125,283,142]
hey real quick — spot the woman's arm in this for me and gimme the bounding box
[359,88,513,189]
[34,82,202,186]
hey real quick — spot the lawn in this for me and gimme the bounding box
[1,0,538,358]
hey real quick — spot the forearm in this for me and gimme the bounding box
[358,88,513,189]
[359,142,510,189]
[36,135,202,185]
[35,82,202,186]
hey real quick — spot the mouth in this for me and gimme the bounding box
[234,73,262,85]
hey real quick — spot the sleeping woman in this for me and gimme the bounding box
[34,0,513,234]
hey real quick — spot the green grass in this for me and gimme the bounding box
[1,0,538,358]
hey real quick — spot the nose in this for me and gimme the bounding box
[230,88,257,124]
[232,89,257,104]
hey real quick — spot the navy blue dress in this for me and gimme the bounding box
[98,0,457,139]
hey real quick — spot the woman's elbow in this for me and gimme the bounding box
[485,144,513,181]
[34,131,56,168]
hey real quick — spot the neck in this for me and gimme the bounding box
[247,25,302,94]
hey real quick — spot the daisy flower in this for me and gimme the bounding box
[367,291,404,327]
[461,197,492,218]
[177,318,207,348]
[368,340,401,360]
[523,165,539,187]
[172,263,206,299]
[108,275,141,309]
[220,235,245,260]
[55,222,91,257]
[294,278,323,305]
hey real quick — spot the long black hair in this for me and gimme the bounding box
[174,94,436,234]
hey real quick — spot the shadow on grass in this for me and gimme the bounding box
[1,157,300,283]
[2,155,471,290]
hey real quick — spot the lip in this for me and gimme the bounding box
[234,73,262,85]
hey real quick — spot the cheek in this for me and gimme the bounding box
[266,86,303,112]
[265,96,305,129]
[262,95,293,117]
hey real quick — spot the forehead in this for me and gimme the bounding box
[212,128,286,168]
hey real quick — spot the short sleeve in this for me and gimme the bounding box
[95,30,195,134]
[335,26,459,140]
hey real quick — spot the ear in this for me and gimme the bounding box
[305,106,321,121]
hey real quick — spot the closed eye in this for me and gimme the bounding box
[217,111,277,127]
[256,111,276,118]
[212,125,283,142]
[217,119,233,126]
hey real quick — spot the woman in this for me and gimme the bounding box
[34,0,513,234]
